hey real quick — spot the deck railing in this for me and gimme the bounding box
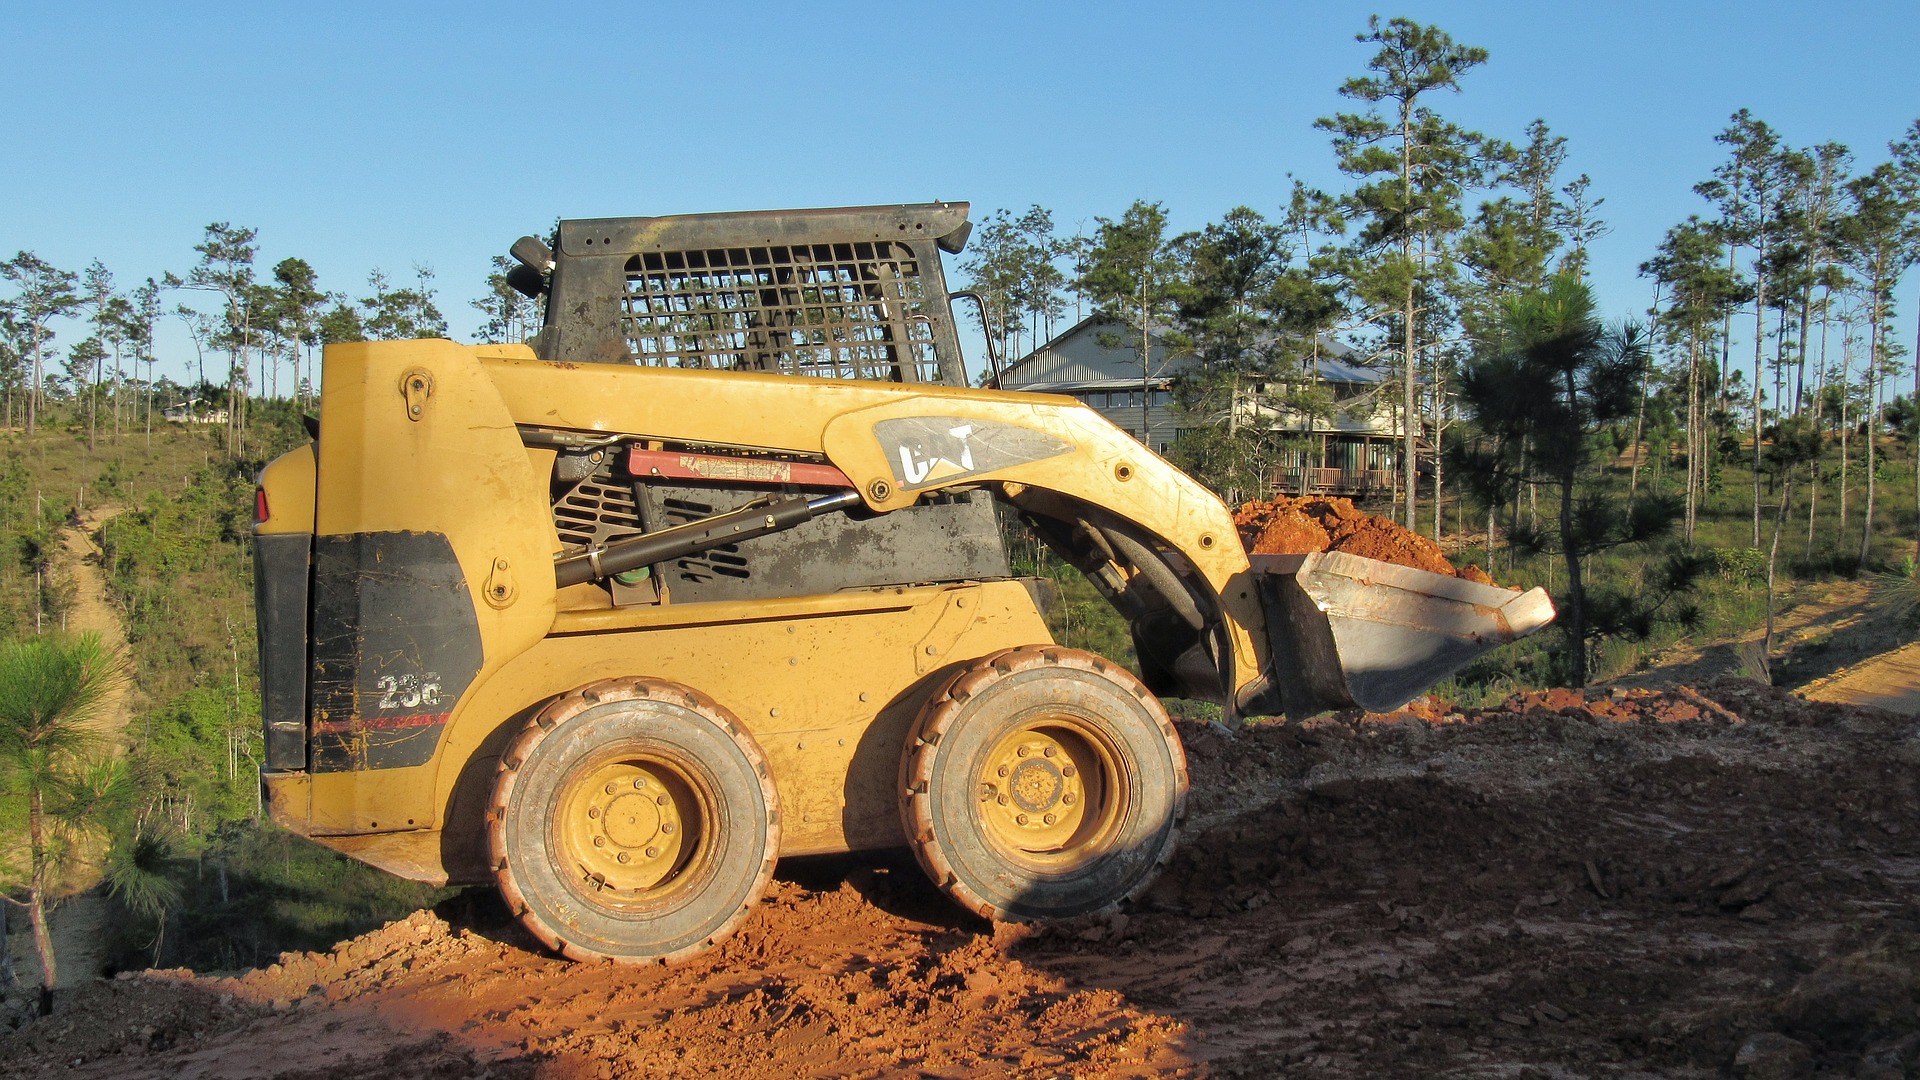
[1268,467,1397,497]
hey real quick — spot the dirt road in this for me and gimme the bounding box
[1805,642,1920,715]
[4,506,131,1003]
[4,678,1915,1078]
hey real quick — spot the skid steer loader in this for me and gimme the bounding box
[252,202,1553,963]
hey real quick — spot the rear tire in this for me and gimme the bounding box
[488,678,779,963]
[900,646,1187,921]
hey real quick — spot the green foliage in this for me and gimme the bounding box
[128,826,454,972]
[360,266,448,341]
[1452,274,1695,683]
[1706,545,1769,583]
[0,630,125,998]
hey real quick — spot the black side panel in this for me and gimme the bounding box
[634,486,1012,603]
[309,532,483,773]
[253,532,312,771]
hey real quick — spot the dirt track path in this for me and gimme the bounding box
[1802,641,1920,714]
[41,506,129,991]
[1606,579,1880,691]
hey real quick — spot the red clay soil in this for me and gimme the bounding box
[6,679,1918,1078]
[1235,496,1499,585]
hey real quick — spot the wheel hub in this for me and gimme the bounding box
[563,760,690,893]
[978,725,1105,855]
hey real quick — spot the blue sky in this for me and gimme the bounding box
[3,1,1917,386]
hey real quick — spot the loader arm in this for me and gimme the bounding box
[479,351,1269,711]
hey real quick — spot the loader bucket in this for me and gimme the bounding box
[1250,551,1556,717]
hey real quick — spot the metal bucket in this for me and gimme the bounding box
[1252,551,1556,716]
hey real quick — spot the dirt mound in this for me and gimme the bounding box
[6,677,1917,1078]
[1234,495,1497,583]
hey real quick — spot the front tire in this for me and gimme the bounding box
[488,678,780,963]
[901,646,1187,921]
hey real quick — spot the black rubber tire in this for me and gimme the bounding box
[488,678,779,964]
[900,646,1188,921]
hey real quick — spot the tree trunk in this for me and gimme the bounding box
[28,333,41,435]
[1430,365,1444,542]
[1763,465,1795,684]
[27,789,56,1015]
[1396,99,1419,533]
[1629,352,1651,512]
[88,346,101,452]
[1138,301,1152,445]
[1810,294,1830,551]
[112,339,123,445]
[1752,249,1767,548]
[1839,327,1852,537]
[1685,336,1701,546]
[1862,311,1881,564]
[1562,369,1586,688]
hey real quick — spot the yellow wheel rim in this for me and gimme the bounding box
[558,755,703,898]
[976,716,1125,869]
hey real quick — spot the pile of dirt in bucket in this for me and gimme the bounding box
[1234,495,1499,585]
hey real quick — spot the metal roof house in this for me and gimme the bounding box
[991,315,1404,496]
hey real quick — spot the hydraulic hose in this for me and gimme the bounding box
[554,490,862,588]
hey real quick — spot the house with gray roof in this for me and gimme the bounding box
[990,315,1406,496]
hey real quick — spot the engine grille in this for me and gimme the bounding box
[659,496,748,582]
[553,469,642,551]
[619,241,940,382]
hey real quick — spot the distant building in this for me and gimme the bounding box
[163,399,228,425]
[992,315,1405,496]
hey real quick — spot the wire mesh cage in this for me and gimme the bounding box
[619,241,941,382]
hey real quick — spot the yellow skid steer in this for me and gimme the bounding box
[252,203,1551,962]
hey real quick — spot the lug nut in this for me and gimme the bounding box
[661,822,674,834]
[1016,746,1030,758]
[617,852,630,864]
[1044,813,1057,825]
[646,846,659,858]
[1062,766,1076,778]
[605,782,619,794]
[997,765,1009,777]
[997,794,1008,806]
[587,807,600,819]
[593,836,605,847]
[1043,745,1056,758]
[633,777,646,789]
[1016,814,1029,825]
[1063,792,1076,805]
[656,794,669,805]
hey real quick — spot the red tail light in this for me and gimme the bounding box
[255,487,270,524]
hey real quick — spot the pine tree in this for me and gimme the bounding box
[1886,120,1920,560]
[1836,163,1918,563]
[271,258,326,407]
[0,632,124,1015]
[1077,201,1185,444]
[168,224,261,455]
[1642,218,1743,546]
[1451,275,1680,686]
[1316,16,1493,532]
[1167,207,1289,502]
[361,265,448,341]
[1698,111,1796,546]
[0,252,80,436]
[474,256,543,347]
